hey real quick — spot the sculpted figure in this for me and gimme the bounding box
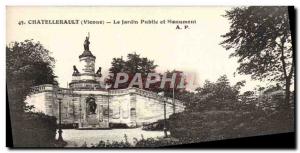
[73,65,79,75]
[87,97,97,115]
[96,67,102,77]
[84,36,90,51]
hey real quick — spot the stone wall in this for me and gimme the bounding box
[26,85,185,128]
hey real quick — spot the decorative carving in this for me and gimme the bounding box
[73,65,80,75]
[96,67,102,77]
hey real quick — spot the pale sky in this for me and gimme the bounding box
[6,6,269,92]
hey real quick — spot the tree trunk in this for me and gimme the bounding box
[278,39,293,108]
[285,78,291,105]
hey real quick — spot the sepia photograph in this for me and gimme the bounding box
[6,6,295,148]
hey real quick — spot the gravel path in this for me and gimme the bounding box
[56,128,168,147]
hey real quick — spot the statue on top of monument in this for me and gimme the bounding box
[84,32,90,51]
[96,67,102,77]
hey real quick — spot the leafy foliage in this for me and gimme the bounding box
[7,40,58,113]
[220,6,294,104]
[106,52,157,89]
[7,40,56,84]
[106,53,188,96]
[197,75,244,101]
[81,134,181,148]
[186,75,245,111]
[12,112,57,147]
[6,39,58,147]
[169,108,294,143]
[158,70,188,99]
[168,75,293,143]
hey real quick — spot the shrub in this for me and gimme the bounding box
[169,105,294,143]
[11,112,57,147]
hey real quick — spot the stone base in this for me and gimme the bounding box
[86,114,98,125]
[78,123,109,129]
[79,115,109,129]
[77,127,111,130]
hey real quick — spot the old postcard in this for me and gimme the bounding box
[6,6,295,148]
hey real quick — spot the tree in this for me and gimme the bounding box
[191,75,245,111]
[106,56,127,88]
[106,52,158,89]
[239,91,256,103]
[7,40,57,86]
[106,53,189,96]
[125,53,157,75]
[7,40,58,146]
[159,70,188,98]
[7,40,57,113]
[195,75,244,103]
[220,7,294,105]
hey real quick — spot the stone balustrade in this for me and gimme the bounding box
[30,84,56,94]
[30,85,184,109]
[131,87,184,107]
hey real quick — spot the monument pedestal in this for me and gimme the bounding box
[78,114,109,129]
[87,114,98,125]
